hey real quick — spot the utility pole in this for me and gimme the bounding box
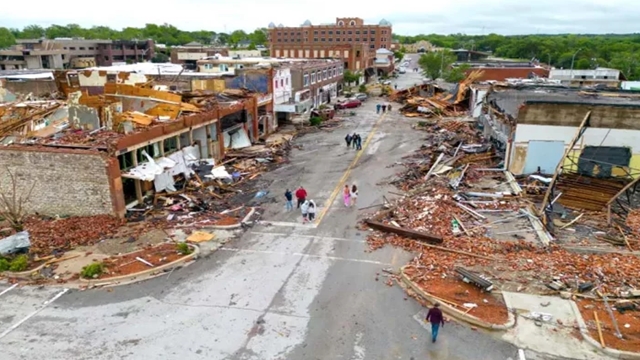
[569,48,582,86]
[440,50,445,79]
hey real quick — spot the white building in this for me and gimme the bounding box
[549,67,624,87]
[272,67,292,105]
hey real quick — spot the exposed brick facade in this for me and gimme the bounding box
[0,148,120,217]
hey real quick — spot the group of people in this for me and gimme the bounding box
[342,184,358,207]
[376,103,392,114]
[284,186,316,223]
[345,133,362,150]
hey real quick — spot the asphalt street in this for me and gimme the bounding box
[0,66,563,360]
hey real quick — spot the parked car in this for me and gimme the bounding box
[379,80,392,85]
[354,93,368,102]
[398,67,407,74]
[336,99,362,109]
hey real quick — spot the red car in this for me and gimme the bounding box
[336,99,361,109]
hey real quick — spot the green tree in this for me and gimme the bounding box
[444,64,471,82]
[229,30,247,48]
[151,53,169,63]
[393,50,405,60]
[248,29,267,45]
[17,25,45,39]
[0,27,16,49]
[418,50,456,80]
[343,70,359,85]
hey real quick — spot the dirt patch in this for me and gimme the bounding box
[99,243,188,279]
[404,266,509,325]
[577,298,640,353]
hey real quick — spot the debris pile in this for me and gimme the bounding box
[393,71,484,118]
[24,215,125,255]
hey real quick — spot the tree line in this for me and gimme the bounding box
[394,33,640,80]
[0,23,268,49]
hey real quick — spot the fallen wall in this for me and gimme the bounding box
[2,80,58,97]
[0,148,117,217]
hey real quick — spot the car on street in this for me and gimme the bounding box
[398,67,407,74]
[379,80,392,85]
[336,99,362,109]
[353,93,368,102]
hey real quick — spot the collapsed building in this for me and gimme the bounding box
[0,67,277,219]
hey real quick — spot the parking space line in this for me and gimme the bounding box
[0,283,18,298]
[0,288,69,340]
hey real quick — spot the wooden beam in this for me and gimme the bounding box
[365,220,443,244]
[594,311,606,347]
[537,111,591,216]
[606,176,640,206]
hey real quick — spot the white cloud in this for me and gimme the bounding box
[1,0,638,35]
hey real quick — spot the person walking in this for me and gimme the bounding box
[300,199,310,223]
[284,189,293,212]
[350,184,359,206]
[381,104,387,113]
[376,103,381,114]
[426,303,445,343]
[394,84,398,90]
[345,133,353,148]
[295,186,307,209]
[352,133,358,149]
[343,184,351,207]
[307,200,317,222]
[355,134,362,150]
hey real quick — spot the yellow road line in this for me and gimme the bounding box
[315,112,387,225]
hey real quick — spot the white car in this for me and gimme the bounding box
[398,67,407,74]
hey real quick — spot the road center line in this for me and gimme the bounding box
[0,288,69,340]
[249,231,366,243]
[220,247,389,265]
[315,112,387,225]
[0,283,18,298]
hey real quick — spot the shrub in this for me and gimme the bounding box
[81,262,104,279]
[358,84,367,93]
[0,258,9,272]
[309,117,322,126]
[9,254,28,272]
[176,242,192,255]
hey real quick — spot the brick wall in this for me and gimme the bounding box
[0,148,116,217]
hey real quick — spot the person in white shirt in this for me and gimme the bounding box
[350,184,359,207]
[301,200,310,223]
[307,200,317,222]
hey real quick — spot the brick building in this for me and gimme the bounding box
[267,17,392,73]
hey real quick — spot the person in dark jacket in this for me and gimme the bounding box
[355,134,362,150]
[284,189,293,212]
[352,133,358,149]
[426,303,445,343]
[345,133,353,147]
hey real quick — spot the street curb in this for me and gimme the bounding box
[1,262,48,280]
[79,243,200,287]
[192,207,256,230]
[570,300,640,359]
[400,265,515,331]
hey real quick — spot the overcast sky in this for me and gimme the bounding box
[1,0,638,35]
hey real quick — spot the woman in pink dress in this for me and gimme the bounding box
[343,184,351,207]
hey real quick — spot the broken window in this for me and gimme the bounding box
[117,152,134,171]
[164,136,178,155]
[106,74,117,83]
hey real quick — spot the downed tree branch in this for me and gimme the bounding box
[365,220,443,244]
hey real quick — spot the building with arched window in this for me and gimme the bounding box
[266,17,392,73]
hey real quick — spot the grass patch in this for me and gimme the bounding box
[176,242,193,256]
[81,262,104,279]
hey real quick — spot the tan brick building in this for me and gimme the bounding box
[267,17,392,73]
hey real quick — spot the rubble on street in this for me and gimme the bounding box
[366,74,640,349]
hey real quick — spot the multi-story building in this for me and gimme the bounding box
[266,17,392,73]
[549,67,625,88]
[0,38,155,70]
[196,56,343,121]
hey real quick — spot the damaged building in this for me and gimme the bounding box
[0,69,274,219]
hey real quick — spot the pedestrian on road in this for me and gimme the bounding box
[352,133,358,149]
[345,133,353,147]
[343,184,351,207]
[301,199,310,223]
[394,84,397,90]
[307,200,317,222]
[381,104,387,113]
[284,189,293,212]
[355,134,362,150]
[388,104,392,112]
[426,303,445,343]
[350,184,359,206]
[295,186,307,209]
[376,103,381,114]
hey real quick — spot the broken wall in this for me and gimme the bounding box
[226,72,268,93]
[0,148,119,217]
[2,80,57,98]
[509,102,640,177]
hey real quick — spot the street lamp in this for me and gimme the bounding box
[569,48,582,85]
